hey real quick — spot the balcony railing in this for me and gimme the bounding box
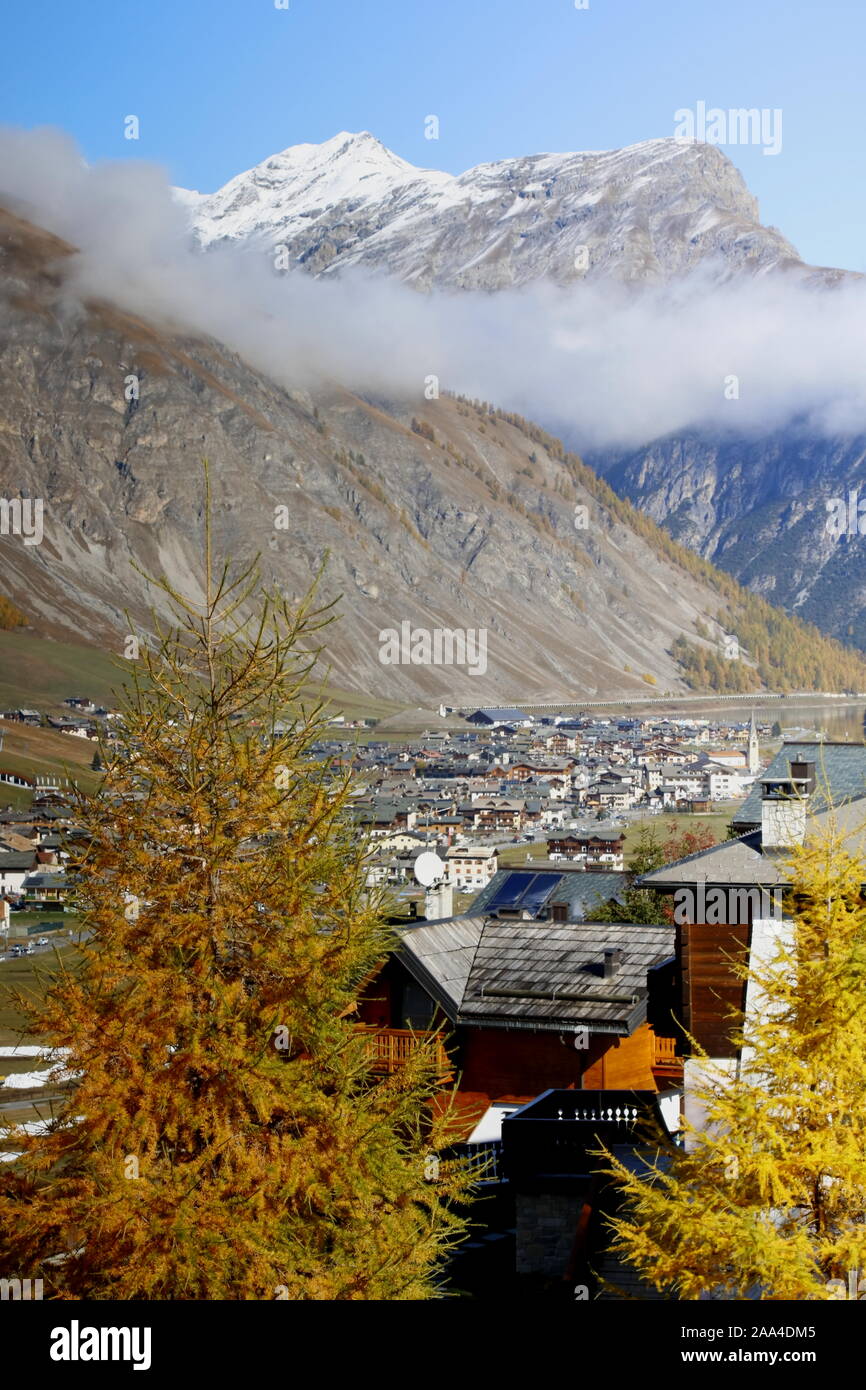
[652,1034,681,1070]
[357,1027,451,1079]
[450,1139,503,1184]
[501,1089,662,1181]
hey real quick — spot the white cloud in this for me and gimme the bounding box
[2,125,865,451]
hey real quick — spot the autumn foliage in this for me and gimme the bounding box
[0,480,470,1299]
[601,819,866,1299]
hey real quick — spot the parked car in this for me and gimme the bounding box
[36,936,50,946]
[9,944,22,957]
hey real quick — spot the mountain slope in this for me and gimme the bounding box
[592,431,866,651]
[180,131,813,289]
[177,131,864,653]
[1,204,864,702]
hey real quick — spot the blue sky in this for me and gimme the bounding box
[2,0,864,269]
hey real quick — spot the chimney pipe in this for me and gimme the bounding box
[424,880,453,921]
[789,760,816,794]
[603,948,624,979]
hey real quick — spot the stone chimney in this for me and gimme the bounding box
[424,881,453,921]
[760,765,811,848]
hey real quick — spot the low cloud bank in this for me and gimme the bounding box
[2,126,866,451]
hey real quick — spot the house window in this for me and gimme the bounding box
[551,902,568,922]
[400,982,436,1031]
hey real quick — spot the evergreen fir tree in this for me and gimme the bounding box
[591,824,670,925]
[592,823,716,926]
[0,472,470,1299]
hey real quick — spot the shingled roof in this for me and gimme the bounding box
[637,830,785,888]
[395,915,673,1035]
[0,851,37,871]
[467,863,625,920]
[546,872,629,920]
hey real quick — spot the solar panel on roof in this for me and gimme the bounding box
[484,874,531,911]
[518,872,563,914]
[484,871,564,915]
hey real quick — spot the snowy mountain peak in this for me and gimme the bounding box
[183,130,451,251]
[178,131,803,288]
[265,129,414,177]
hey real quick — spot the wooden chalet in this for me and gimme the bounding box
[639,744,866,1059]
[356,862,681,1139]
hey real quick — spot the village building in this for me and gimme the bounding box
[546,830,625,870]
[637,742,866,1137]
[357,861,682,1143]
[442,845,498,891]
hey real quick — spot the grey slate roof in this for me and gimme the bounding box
[467,864,568,916]
[396,914,673,1035]
[467,708,527,723]
[0,852,36,870]
[733,742,866,827]
[638,831,787,888]
[641,796,866,888]
[23,873,69,889]
[396,915,484,1018]
[575,831,624,844]
[547,872,629,920]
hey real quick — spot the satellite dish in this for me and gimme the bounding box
[413,850,445,887]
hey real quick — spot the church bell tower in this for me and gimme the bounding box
[747,710,760,775]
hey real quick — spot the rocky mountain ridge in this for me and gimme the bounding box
[594,430,866,651]
[175,130,865,647]
[3,204,863,701]
[179,130,817,289]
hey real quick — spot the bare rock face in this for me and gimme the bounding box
[178,132,864,652]
[180,131,804,290]
[593,431,866,652]
[0,205,758,703]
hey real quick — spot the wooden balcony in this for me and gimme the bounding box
[357,1027,452,1081]
[651,1033,682,1077]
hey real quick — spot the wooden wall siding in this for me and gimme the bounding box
[357,968,393,1029]
[357,961,670,1142]
[460,1021,658,1103]
[678,922,750,1057]
[580,1023,658,1091]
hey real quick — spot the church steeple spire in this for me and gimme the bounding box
[747,709,759,775]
